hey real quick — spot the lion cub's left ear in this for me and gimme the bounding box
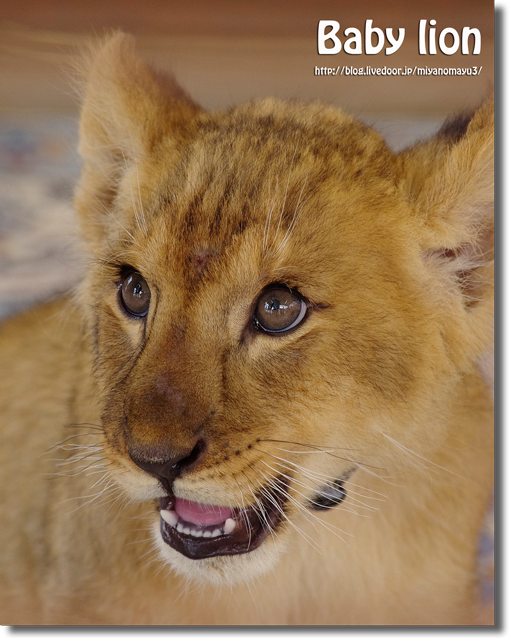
[399,93,494,355]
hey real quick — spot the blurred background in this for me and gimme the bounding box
[0,0,494,114]
[0,0,494,621]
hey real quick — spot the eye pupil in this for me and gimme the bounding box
[120,271,151,317]
[266,298,281,312]
[254,286,307,334]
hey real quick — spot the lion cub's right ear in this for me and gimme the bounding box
[74,32,202,248]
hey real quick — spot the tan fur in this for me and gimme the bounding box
[0,33,493,625]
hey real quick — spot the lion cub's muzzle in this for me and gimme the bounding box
[129,440,207,493]
[128,442,289,560]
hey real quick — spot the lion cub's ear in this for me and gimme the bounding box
[399,94,494,354]
[74,32,202,247]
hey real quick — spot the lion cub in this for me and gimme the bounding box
[0,34,493,625]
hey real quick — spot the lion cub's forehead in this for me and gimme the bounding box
[146,101,397,262]
[125,100,400,296]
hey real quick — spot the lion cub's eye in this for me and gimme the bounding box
[119,271,151,317]
[253,286,307,334]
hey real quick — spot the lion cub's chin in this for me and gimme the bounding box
[151,520,285,586]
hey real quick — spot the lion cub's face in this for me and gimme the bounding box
[74,35,493,584]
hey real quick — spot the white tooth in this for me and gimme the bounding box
[160,510,179,527]
[177,523,184,533]
[190,529,198,537]
[223,518,236,534]
[194,529,203,538]
[183,527,191,535]
[203,530,212,538]
[211,529,221,538]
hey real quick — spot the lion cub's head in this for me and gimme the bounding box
[73,34,493,584]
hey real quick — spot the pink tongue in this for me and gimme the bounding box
[174,497,232,526]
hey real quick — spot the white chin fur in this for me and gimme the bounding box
[151,520,285,586]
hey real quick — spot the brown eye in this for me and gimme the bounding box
[120,271,151,317]
[253,286,307,334]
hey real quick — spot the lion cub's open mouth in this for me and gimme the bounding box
[158,479,289,560]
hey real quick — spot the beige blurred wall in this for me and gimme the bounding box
[0,0,494,115]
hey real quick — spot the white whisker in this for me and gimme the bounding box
[129,132,149,235]
[262,176,279,254]
[255,447,389,496]
[379,432,459,478]
[258,481,321,552]
[274,176,308,257]
[270,141,299,253]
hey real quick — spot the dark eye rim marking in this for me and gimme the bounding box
[252,284,310,335]
[117,268,151,319]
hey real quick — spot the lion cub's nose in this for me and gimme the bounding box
[128,439,207,493]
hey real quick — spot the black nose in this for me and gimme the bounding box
[128,440,206,493]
